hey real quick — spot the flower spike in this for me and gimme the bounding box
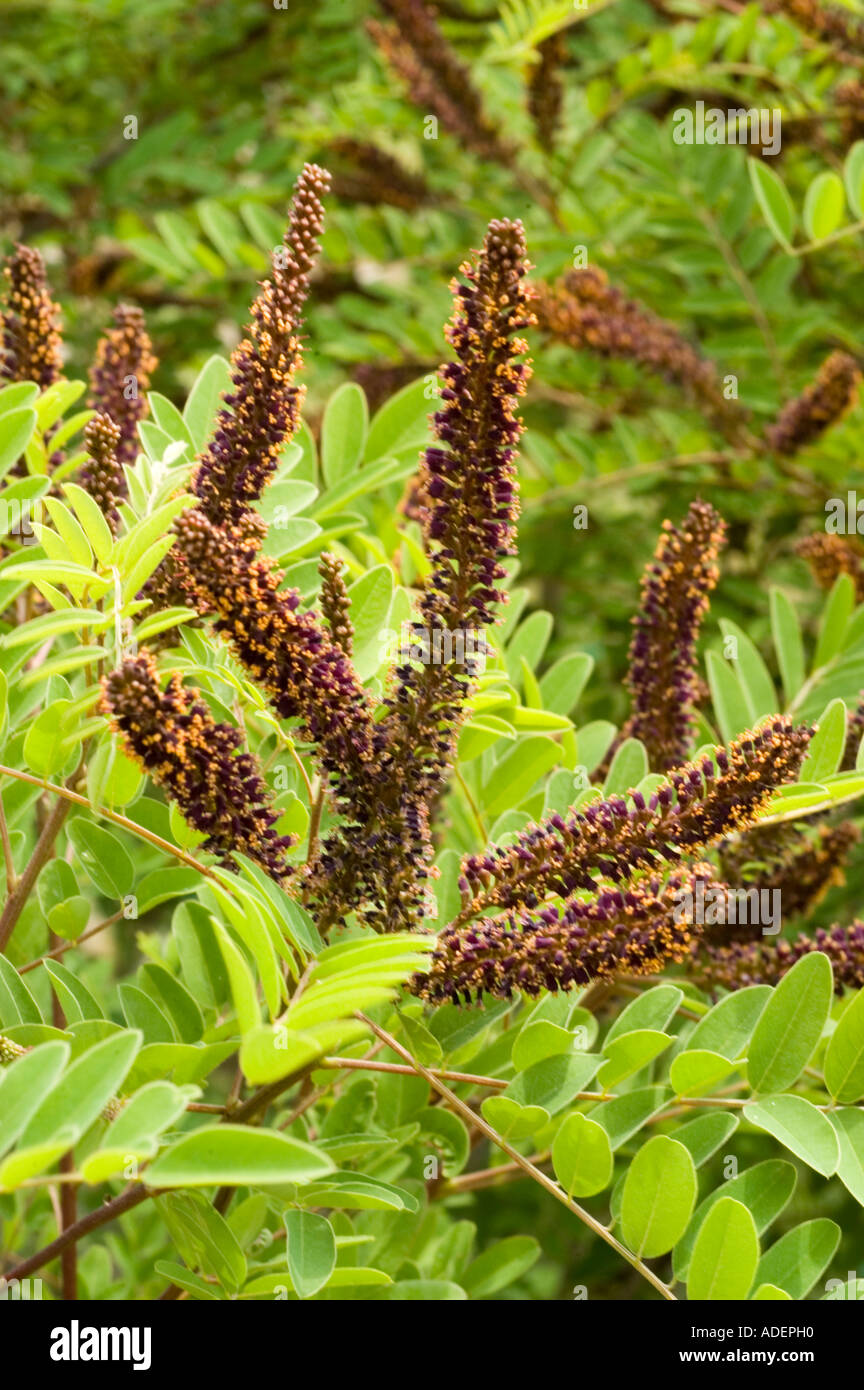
[102,651,293,882]
[191,163,330,528]
[619,501,726,771]
[1,244,63,389]
[88,304,157,470]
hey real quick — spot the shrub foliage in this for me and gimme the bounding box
[3,0,864,1305]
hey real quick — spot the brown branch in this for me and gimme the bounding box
[0,793,71,954]
[442,1156,551,1194]
[59,1156,77,1300]
[319,1055,507,1088]
[5,1185,152,1282]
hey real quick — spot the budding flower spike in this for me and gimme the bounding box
[765,350,861,456]
[88,303,157,469]
[318,552,354,656]
[619,500,727,772]
[191,163,330,529]
[80,412,124,533]
[1,243,63,390]
[101,651,294,883]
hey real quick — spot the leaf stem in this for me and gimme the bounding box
[320,1055,508,1088]
[0,763,216,894]
[454,767,488,844]
[306,779,325,864]
[19,908,124,975]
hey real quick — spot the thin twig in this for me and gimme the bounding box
[0,763,216,895]
[59,1156,77,1300]
[356,1012,676,1301]
[443,1155,551,1194]
[454,767,487,844]
[19,909,124,975]
[320,1055,508,1088]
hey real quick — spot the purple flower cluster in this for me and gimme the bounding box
[455,718,811,925]
[620,500,727,771]
[192,164,330,529]
[88,304,157,470]
[102,651,293,882]
[418,866,716,1003]
[691,922,864,995]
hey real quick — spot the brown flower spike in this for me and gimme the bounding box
[328,138,428,211]
[102,651,293,882]
[619,500,727,772]
[417,866,716,1004]
[367,0,513,164]
[80,413,124,533]
[192,164,330,529]
[88,304,157,470]
[535,267,747,439]
[765,351,861,456]
[796,532,864,602]
[1,244,63,389]
[527,33,567,151]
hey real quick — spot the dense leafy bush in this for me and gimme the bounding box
[3,0,864,1309]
